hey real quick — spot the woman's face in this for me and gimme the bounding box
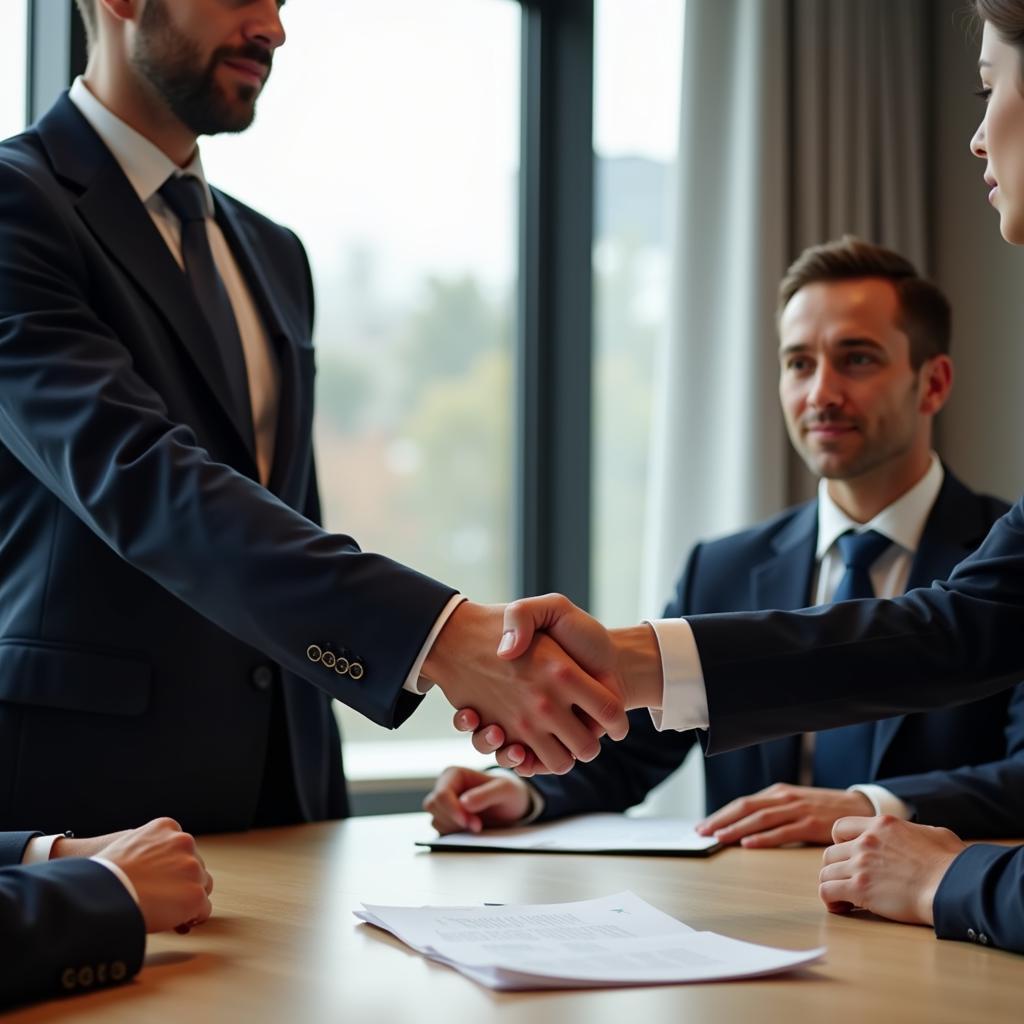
[972,23,1024,243]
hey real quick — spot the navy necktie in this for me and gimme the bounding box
[159,175,253,445]
[812,529,892,789]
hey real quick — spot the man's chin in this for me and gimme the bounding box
[800,449,862,481]
[199,97,258,135]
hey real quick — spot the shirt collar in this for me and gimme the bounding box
[816,452,944,560]
[68,77,214,215]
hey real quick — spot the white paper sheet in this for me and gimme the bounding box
[355,891,825,991]
[417,813,720,856]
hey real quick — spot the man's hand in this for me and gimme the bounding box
[819,815,966,925]
[94,818,214,934]
[422,766,532,834]
[443,595,663,775]
[424,601,630,775]
[695,783,874,847]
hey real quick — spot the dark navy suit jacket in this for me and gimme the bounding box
[0,95,456,835]
[534,471,1024,839]
[683,481,1024,953]
[0,831,143,1006]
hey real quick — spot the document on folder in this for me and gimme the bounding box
[355,891,825,990]
[417,813,721,856]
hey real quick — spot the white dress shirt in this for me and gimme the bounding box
[647,454,946,816]
[68,78,460,695]
[22,835,138,905]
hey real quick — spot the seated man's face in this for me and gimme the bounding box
[777,277,928,481]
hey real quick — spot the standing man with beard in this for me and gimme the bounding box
[0,0,628,837]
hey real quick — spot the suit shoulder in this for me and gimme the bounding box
[692,502,814,568]
[0,125,45,165]
[976,491,1012,523]
[941,468,1011,524]
[0,130,60,197]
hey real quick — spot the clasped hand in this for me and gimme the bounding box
[424,598,630,774]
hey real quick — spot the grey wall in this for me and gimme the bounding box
[933,1,1024,501]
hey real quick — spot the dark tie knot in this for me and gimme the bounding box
[159,174,208,224]
[836,529,891,572]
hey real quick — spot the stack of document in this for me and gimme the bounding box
[355,891,824,991]
[417,813,720,856]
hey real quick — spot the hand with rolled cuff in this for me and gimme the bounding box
[819,815,965,925]
[447,596,662,774]
[424,600,631,774]
[423,767,533,834]
[696,783,874,847]
[91,818,214,933]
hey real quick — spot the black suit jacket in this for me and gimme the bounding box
[533,471,1024,837]
[683,486,1024,954]
[0,95,456,834]
[0,831,143,1007]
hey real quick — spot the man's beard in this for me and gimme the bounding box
[131,0,272,136]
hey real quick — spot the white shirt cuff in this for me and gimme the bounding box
[402,594,466,694]
[23,838,140,906]
[644,618,710,732]
[91,857,140,906]
[848,784,912,819]
[22,834,60,864]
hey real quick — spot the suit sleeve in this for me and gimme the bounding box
[878,683,1024,837]
[689,501,1024,754]
[531,549,702,820]
[0,859,145,1007]
[0,832,42,867]
[933,843,1024,954]
[0,157,455,730]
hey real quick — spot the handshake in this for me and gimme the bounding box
[421,594,664,775]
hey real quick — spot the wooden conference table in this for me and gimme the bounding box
[7,814,1021,1023]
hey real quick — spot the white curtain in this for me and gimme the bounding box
[634,0,931,817]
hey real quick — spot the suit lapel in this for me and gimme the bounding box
[869,470,992,776]
[36,96,257,471]
[753,503,819,782]
[214,193,305,499]
[752,502,818,610]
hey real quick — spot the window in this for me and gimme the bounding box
[0,1,28,141]
[201,0,521,757]
[591,0,684,626]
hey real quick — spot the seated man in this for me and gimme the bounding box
[1,818,212,1007]
[426,237,1024,848]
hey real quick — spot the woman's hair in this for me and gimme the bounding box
[976,1,1024,48]
[777,237,951,368]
